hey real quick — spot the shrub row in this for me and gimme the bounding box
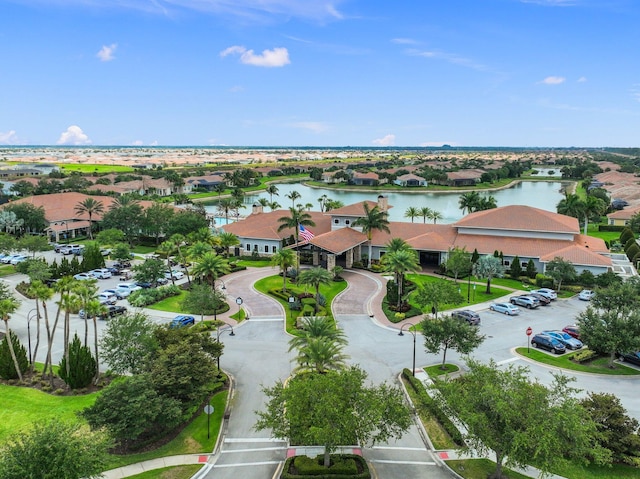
[570,348,599,364]
[402,369,465,446]
[281,454,370,479]
[128,284,181,307]
[598,224,625,232]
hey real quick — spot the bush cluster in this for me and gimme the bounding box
[0,331,29,380]
[128,284,181,307]
[281,454,370,479]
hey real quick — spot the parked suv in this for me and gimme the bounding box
[510,295,540,309]
[451,310,481,325]
[531,333,566,354]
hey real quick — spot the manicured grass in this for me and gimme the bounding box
[0,383,98,441]
[126,465,203,479]
[405,274,512,309]
[132,245,159,254]
[234,259,273,268]
[548,460,640,479]
[230,307,246,322]
[58,164,135,173]
[106,390,228,469]
[424,364,459,377]
[587,223,622,243]
[446,459,532,479]
[147,290,189,313]
[0,264,17,277]
[515,348,640,376]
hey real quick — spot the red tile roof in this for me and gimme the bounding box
[454,205,579,234]
[309,228,368,254]
[328,201,389,217]
[222,210,331,240]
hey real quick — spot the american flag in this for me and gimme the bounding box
[299,224,315,241]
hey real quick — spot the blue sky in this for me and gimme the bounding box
[1,0,639,147]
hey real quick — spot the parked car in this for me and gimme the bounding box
[531,333,566,354]
[562,325,581,339]
[617,351,640,367]
[117,283,142,295]
[113,261,132,269]
[542,330,584,350]
[489,302,520,315]
[60,245,79,255]
[510,295,540,309]
[97,292,118,305]
[1,254,21,264]
[73,273,95,281]
[10,255,28,265]
[527,292,551,306]
[100,248,112,256]
[451,310,481,325]
[71,245,85,255]
[170,315,195,328]
[90,268,112,279]
[102,288,127,300]
[531,288,557,300]
[578,289,595,301]
[103,305,127,319]
[164,270,185,280]
[52,243,64,253]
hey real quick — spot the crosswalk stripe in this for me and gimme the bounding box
[221,447,287,453]
[213,461,282,468]
[371,446,427,451]
[224,438,286,443]
[370,460,437,465]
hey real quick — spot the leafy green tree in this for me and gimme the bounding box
[102,195,144,245]
[133,257,166,286]
[620,226,635,245]
[182,283,226,322]
[445,247,471,283]
[435,359,609,479]
[420,316,485,370]
[18,234,51,257]
[526,259,537,279]
[142,203,175,245]
[255,366,412,467]
[0,331,28,380]
[473,254,505,294]
[458,191,481,214]
[80,242,105,271]
[277,206,316,271]
[0,234,17,254]
[166,210,209,237]
[82,375,182,450]
[0,419,112,479]
[0,210,23,234]
[582,195,607,235]
[353,202,390,268]
[414,281,463,318]
[509,255,523,279]
[58,334,97,390]
[95,228,125,246]
[216,231,240,258]
[111,242,132,263]
[298,267,333,313]
[544,256,577,291]
[292,337,349,374]
[381,247,420,308]
[271,248,296,292]
[9,179,34,197]
[3,202,47,233]
[557,193,586,224]
[100,312,158,375]
[74,197,104,239]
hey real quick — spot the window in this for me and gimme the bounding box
[521,262,527,268]
[504,260,511,266]
[272,246,277,253]
[245,243,250,251]
[345,219,350,225]
[264,245,269,253]
[253,245,258,251]
[334,219,339,224]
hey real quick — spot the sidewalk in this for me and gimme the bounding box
[102,455,210,479]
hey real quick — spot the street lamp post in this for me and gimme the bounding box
[236,297,243,320]
[26,308,37,365]
[216,324,235,371]
[398,322,417,377]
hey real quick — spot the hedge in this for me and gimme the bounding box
[402,369,465,447]
[598,224,625,232]
[280,454,370,479]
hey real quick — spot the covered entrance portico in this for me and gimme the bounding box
[301,227,369,271]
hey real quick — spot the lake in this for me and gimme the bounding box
[205,180,571,224]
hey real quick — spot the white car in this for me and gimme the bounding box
[531,288,558,300]
[490,302,521,316]
[104,288,128,299]
[73,273,95,281]
[578,289,595,301]
[9,255,28,265]
[1,254,20,264]
[164,270,185,280]
[90,268,112,279]
[116,283,142,295]
[97,292,117,305]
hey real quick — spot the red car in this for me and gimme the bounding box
[562,325,580,340]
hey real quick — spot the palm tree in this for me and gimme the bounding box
[27,280,52,372]
[428,209,444,224]
[293,337,349,374]
[44,276,76,385]
[286,190,301,208]
[270,201,281,211]
[169,233,192,285]
[404,207,420,223]
[298,267,332,313]
[271,248,296,292]
[459,191,481,215]
[0,297,22,381]
[556,193,585,220]
[386,237,410,254]
[476,195,498,211]
[318,194,329,212]
[419,206,433,224]
[277,206,316,274]
[58,286,80,383]
[381,248,421,308]
[353,203,390,268]
[266,184,279,203]
[216,231,240,258]
[73,281,99,347]
[191,252,230,288]
[85,299,107,385]
[188,241,213,261]
[583,195,606,235]
[74,197,104,239]
[0,210,24,234]
[217,198,238,224]
[288,316,347,352]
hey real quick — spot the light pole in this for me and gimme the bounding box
[26,308,37,365]
[216,324,235,371]
[398,322,417,377]
[236,297,243,320]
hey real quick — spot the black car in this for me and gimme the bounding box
[618,352,640,367]
[531,333,566,354]
[451,310,481,326]
[528,292,551,306]
[102,305,127,320]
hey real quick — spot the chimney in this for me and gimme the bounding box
[252,203,263,215]
[377,195,388,212]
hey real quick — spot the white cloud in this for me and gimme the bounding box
[56,125,92,145]
[290,121,328,133]
[540,76,566,85]
[132,140,144,146]
[97,43,117,62]
[220,45,290,67]
[0,130,19,145]
[372,134,395,146]
[391,38,418,45]
[408,48,487,72]
[577,76,587,82]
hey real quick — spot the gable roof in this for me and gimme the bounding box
[222,210,331,241]
[454,205,579,234]
[308,227,368,254]
[328,201,386,217]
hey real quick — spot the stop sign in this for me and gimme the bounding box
[526,327,533,336]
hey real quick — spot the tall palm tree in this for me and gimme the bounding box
[583,195,606,235]
[27,280,52,372]
[381,248,421,308]
[318,194,329,212]
[277,206,316,274]
[271,248,296,292]
[286,190,301,208]
[386,237,410,254]
[169,233,192,285]
[44,276,76,385]
[288,316,347,352]
[85,299,107,385]
[419,206,433,224]
[217,231,240,258]
[191,252,230,288]
[428,209,444,224]
[0,297,22,381]
[293,337,349,374]
[404,207,420,223]
[188,241,214,261]
[298,267,332,313]
[459,191,481,215]
[74,197,104,239]
[266,184,279,203]
[353,203,390,268]
[217,198,238,224]
[73,281,99,347]
[58,287,80,382]
[557,193,586,227]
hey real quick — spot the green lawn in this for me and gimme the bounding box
[126,465,203,479]
[0,264,17,277]
[515,348,640,376]
[147,290,188,313]
[405,274,512,309]
[58,164,135,173]
[0,384,98,440]
[446,459,531,479]
[234,259,273,268]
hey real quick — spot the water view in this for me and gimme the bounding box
[205,180,571,224]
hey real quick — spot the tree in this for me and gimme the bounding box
[458,191,481,214]
[80,241,105,271]
[419,206,432,224]
[414,281,463,319]
[133,257,166,286]
[292,336,349,374]
[381,247,420,308]
[404,206,419,223]
[255,366,412,468]
[577,279,640,367]
[166,210,209,237]
[100,312,158,375]
[0,210,24,235]
[556,193,585,222]
[102,195,143,245]
[27,280,52,372]
[74,197,104,239]
[353,202,390,268]
[286,190,301,208]
[142,203,175,244]
[216,197,239,224]
[289,316,347,352]
[0,331,28,380]
[18,235,51,257]
[298,267,332,313]
[473,254,505,294]
[435,359,608,479]
[427,209,444,224]
[111,242,132,263]
[544,256,577,291]
[58,334,97,390]
[0,419,112,479]
[419,316,485,369]
[582,195,606,235]
[82,375,182,450]
[271,248,296,292]
[266,184,279,203]
[182,283,226,322]
[526,259,537,279]
[445,247,471,283]
[191,252,230,288]
[216,231,240,258]
[0,296,22,381]
[509,255,523,279]
[4,203,47,233]
[95,228,125,246]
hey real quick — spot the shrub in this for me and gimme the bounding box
[128,284,181,307]
[578,270,595,288]
[59,334,97,389]
[620,227,635,244]
[0,331,28,380]
[624,237,637,252]
[570,349,598,364]
[535,273,553,287]
[626,244,640,262]
[281,454,370,479]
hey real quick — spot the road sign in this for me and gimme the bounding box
[204,405,214,415]
[526,327,533,336]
